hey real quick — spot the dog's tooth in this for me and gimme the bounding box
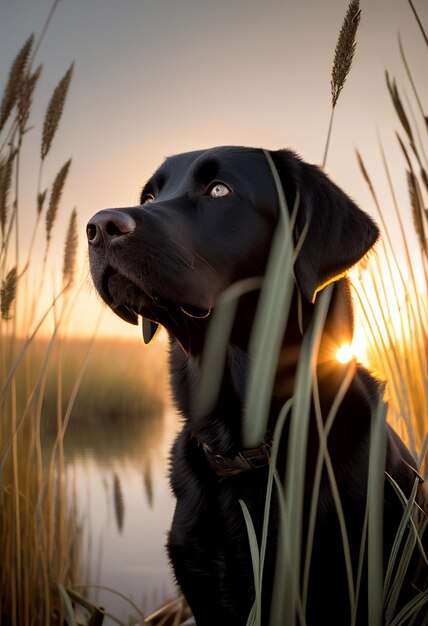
[142,318,159,344]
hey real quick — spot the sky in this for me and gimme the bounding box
[0,0,427,338]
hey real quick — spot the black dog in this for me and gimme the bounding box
[87,146,427,625]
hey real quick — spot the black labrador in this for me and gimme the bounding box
[87,146,427,625]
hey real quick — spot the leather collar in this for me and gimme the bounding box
[202,441,272,477]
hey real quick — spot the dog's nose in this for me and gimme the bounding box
[86,209,136,245]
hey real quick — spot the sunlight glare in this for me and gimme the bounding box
[335,325,368,365]
[336,343,354,364]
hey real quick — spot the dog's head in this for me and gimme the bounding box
[87,146,378,352]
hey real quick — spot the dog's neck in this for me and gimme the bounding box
[273,279,355,401]
[169,278,359,459]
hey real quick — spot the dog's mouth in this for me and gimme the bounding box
[141,304,211,345]
[99,267,211,348]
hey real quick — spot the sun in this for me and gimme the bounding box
[336,325,368,364]
[336,343,354,364]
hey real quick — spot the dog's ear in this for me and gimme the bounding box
[271,151,379,302]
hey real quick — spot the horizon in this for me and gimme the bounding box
[0,0,427,342]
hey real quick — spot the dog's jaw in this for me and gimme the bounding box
[89,256,213,352]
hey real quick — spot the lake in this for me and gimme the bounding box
[64,405,180,624]
[35,336,180,624]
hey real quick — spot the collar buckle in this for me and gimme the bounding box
[202,442,271,477]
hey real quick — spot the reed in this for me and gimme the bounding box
[41,64,74,162]
[1,267,17,321]
[0,8,85,624]
[159,4,427,624]
[330,0,361,109]
[62,208,78,289]
[45,159,72,245]
[0,153,14,240]
[0,35,34,134]
[224,2,427,624]
[322,0,361,168]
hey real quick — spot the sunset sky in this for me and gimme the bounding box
[1,0,427,338]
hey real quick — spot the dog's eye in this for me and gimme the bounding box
[141,193,155,205]
[208,183,231,198]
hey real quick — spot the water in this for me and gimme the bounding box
[63,405,180,624]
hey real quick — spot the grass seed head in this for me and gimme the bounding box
[331,0,361,108]
[113,474,125,533]
[62,208,78,287]
[407,171,428,258]
[0,34,34,133]
[0,153,14,238]
[37,188,48,216]
[41,63,74,161]
[0,267,17,320]
[17,64,42,135]
[45,159,72,243]
[386,72,414,146]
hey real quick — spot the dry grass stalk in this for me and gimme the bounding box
[45,159,71,242]
[378,135,428,351]
[407,171,428,258]
[396,132,413,171]
[37,188,47,216]
[331,0,361,108]
[398,35,428,134]
[62,207,78,287]
[386,72,414,144]
[1,266,17,320]
[0,10,84,624]
[356,149,376,200]
[41,63,74,161]
[17,65,42,135]
[386,72,428,194]
[396,130,428,197]
[408,0,428,48]
[356,147,428,465]
[113,473,125,533]
[0,152,14,238]
[0,35,34,133]
[322,0,361,168]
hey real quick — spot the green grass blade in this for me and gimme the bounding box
[246,601,257,626]
[240,499,261,626]
[383,478,420,602]
[303,362,356,614]
[270,285,333,625]
[367,398,388,626]
[353,499,369,626]
[259,398,294,586]
[389,588,428,626]
[384,475,427,623]
[310,385,357,620]
[57,583,78,626]
[194,276,262,418]
[243,151,296,448]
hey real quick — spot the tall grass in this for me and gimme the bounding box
[0,4,85,622]
[286,1,427,622]
[196,2,428,625]
[0,19,170,621]
[352,83,427,471]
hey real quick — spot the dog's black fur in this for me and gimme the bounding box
[87,146,427,625]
